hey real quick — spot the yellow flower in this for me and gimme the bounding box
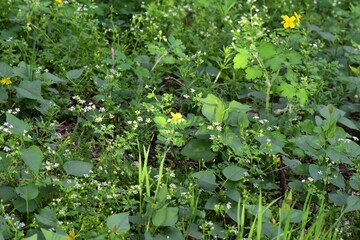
[170,112,183,124]
[55,0,62,3]
[294,12,301,24]
[282,15,296,29]
[0,77,12,85]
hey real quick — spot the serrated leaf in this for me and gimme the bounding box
[63,161,93,177]
[245,66,262,80]
[258,42,276,60]
[134,66,149,78]
[20,145,43,174]
[297,88,308,105]
[277,82,296,99]
[233,49,249,69]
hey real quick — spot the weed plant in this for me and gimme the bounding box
[0,0,360,239]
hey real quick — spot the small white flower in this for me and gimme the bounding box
[183,94,190,99]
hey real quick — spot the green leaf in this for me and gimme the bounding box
[15,183,39,200]
[0,186,17,202]
[277,82,296,99]
[286,52,302,65]
[0,62,13,77]
[13,198,37,212]
[308,164,327,181]
[350,175,360,191]
[0,87,8,103]
[329,169,345,188]
[42,72,65,84]
[245,66,263,80]
[153,115,167,128]
[296,88,308,105]
[338,117,359,130]
[20,145,43,174]
[0,151,11,172]
[222,165,247,181]
[181,139,215,162]
[63,161,93,177]
[106,212,130,233]
[233,49,249,69]
[328,192,348,206]
[200,94,225,123]
[66,69,83,79]
[6,113,30,136]
[192,170,218,191]
[258,42,276,60]
[41,228,67,240]
[35,207,57,227]
[344,195,360,213]
[14,80,44,100]
[134,66,149,78]
[152,207,178,227]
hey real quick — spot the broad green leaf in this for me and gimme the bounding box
[24,234,38,240]
[35,207,57,227]
[156,185,168,202]
[192,170,218,191]
[279,209,303,223]
[15,183,39,200]
[106,212,130,233]
[200,94,220,122]
[350,175,360,191]
[246,204,272,222]
[20,145,43,174]
[41,228,67,240]
[0,186,17,202]
[0,62,13,77]
[42,72,65,84]
[245,66,263,80]
[0,87,8,103]
[329,169,345,188]
[268,55,285,71]
[308,164,327,181]
[222,165,247,181]
[200,94,225,122]
[344,195,360,213]
[258,42,276,60]
[233,49,249,69]
[181,139,215,162]
[328,192,348,206]
[63,161,93,177]
[221,129,243,156]
[66,69,83,79]
[134,66,149,78]
[14,80,44,100]
[338,117,359,130]
[152,207,178,227]
[6,112,30,136]
[0,151,11,171]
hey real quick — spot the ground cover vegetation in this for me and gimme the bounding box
[0,0,360,239]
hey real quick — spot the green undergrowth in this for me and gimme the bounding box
[0,0,360,239]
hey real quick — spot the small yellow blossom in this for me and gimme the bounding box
[0,77,12,85]
[170,112,184,124]
[55,0,62,3]
[294,12,301,24]
[282,15,296,29]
